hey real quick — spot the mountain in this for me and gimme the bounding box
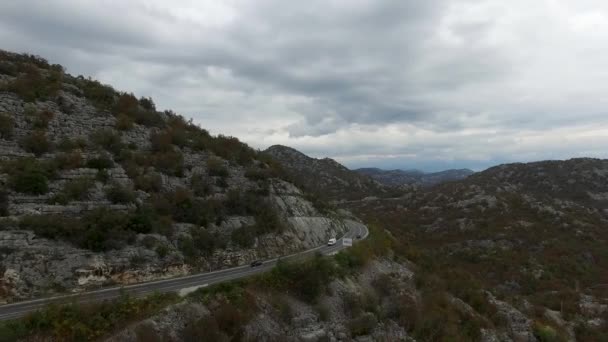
[349,158,608,340]
[355,167,474,187]
[2,50,607,341]
[0,50,364,302]
[264,145,404,201]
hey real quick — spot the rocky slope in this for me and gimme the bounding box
[0,51,360,302]
[355,167,474,187]
[349,158,608,340]
[264,145,404,201]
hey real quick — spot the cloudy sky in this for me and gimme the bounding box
[2,1,608,171]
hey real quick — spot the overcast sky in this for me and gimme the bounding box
[2,1,608,171]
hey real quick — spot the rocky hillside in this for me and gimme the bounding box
[349,158,608,340]
[0,51,361,302]
[264,145,404,201]
[355,167,474,187]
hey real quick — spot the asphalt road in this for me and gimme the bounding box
[0,221,368,321]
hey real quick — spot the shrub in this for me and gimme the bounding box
[139,97,156,111]
[86,154,114,169]
[190,173,211,196]
[5,159,53,194]
[32,109,54,129]
[115,113,134,130]
[57,136,87,152]
[20,130,52,156]
[207,157,229,177]
[231,226,256,248]
[135,172,163,192]
[261,254,336,303]
[114,93,139,117]
[91,128,123,155]
[105,183,135,204]
[244,167,272,181]
[150,130,173,152]
[19,214,81,239]
[0,113,14,139]
[53,151,84,169]
[533,322,562,342]
[0,292,178,341]
[96,169,110,183]
[348,313,378,337]
[1,64,62,101]
[0,191,8,217]
[49,177,94,204]
[80,77,116,110]
[152,150,184,176]
[155,244,169,258]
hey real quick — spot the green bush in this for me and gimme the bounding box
[20,130,52,156]
[49,177,94,204]
[135,172,163,192]
[190,173,211,196]
[152,150,184,176]
[91,128,123,155]
[260,254,335,303]
[105,183,135,204]
[79,77,116,110]
[0,113,14,139]
[0,191,8,217]
[57,136,87,152]
[533,322,563,342]
[115,113,134,130]
[32,109,54,129]
[231,226,256,248]
[53,151,84,170]
[86,155,114,169]
[5,158,55,194]
[207,157,229,177]
[0,293,178,341]
[348,313,378,337]
[0,64,62,101]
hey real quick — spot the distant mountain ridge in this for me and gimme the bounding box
[264,145,404,201]
[355,167,474,187]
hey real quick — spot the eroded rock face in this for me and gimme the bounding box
[0,179,361,302]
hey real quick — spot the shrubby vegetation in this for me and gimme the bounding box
[3,158,57,195]
[105,182,136,204]
[0,113,14,139]
[86,154,114,169]
[0,63,63,102]
[49,177,94,204]
[91,128,123,155]
[0,292,178,341]
[57,136,87,152]
[20,129,52,156]
[54,151,84,170]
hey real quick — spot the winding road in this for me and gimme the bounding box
[0,221,368,321]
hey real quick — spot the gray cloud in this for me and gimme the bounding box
[2,0,608,171]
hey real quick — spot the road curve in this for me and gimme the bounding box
[0,221,368,321]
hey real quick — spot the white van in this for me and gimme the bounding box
[327,237,337,246]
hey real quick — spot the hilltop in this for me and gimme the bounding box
[264,145,404,201]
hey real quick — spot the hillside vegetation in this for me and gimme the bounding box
[350,158,608,340]
[0,50,354,302]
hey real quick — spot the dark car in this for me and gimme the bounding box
[356,234,362,239]
[250,260,263,267]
